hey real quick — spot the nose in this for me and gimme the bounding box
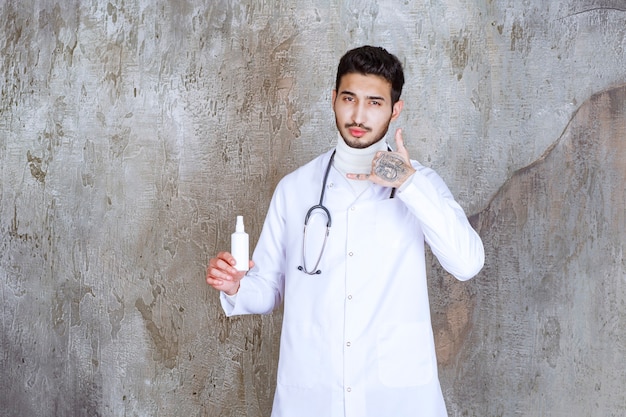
[351,102,366,125]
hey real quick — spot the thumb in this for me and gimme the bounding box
[394,128,404,148]
[394,128,409,158]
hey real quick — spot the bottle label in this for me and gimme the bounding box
[231,232,249,271]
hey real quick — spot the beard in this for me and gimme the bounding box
[337,121,392,149]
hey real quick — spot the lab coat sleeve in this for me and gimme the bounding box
[396,163,484,280]
[219,177,289,317]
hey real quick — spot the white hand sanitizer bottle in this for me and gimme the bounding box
[231,215,249,271]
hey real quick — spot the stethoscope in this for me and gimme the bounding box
[298,150,396,275]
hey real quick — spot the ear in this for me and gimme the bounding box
[331,89,337,105]
[391,100,404,121]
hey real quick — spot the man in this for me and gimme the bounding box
[207,45,484,417]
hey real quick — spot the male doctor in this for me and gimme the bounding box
[207,45,484,417]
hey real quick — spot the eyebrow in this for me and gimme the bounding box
[339,90,387,101]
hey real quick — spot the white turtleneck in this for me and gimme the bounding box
[333,133,389,196]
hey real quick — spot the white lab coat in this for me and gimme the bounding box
[221,149,484,417]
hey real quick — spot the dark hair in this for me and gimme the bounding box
[335,45,405,105]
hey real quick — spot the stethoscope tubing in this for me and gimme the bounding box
[298,152,336,275]
[298,149,396,275]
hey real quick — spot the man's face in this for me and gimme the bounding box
[332,72,403,149]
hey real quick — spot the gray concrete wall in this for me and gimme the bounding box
[1,1,624,416]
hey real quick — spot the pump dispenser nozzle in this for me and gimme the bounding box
[236,215,245,233]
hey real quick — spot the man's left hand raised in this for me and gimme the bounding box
[347,128,416,188]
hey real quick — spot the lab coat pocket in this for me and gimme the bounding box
[377,322,434,387]
[277,323,323,388]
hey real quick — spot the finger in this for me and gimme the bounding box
[346,173,370,181]
[207,262,235,281]
[209,278,237,294]
[394,128,408,153]
[216,251,237,267]
[211,256,238,275]
[394,128,412,162]
[219,257,238,274]
[207,275,231,292]
[394,128,403,147]
[206,277,223,287]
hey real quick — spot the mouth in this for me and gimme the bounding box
[346,124,371,138]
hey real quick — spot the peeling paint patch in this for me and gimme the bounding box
[510,19,531,55]
[450,32,469,81]
[27,151,46,183]
[539,316,561,368]
[135,290,181,369]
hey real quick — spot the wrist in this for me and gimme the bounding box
[224,281,240,296]
[397,170,416,190]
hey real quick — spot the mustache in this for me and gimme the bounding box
[344,123,372,132]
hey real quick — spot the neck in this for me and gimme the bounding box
[333,134,388,175]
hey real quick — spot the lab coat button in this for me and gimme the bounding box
[347,295,352,300]
[348,252,353,256]
[346,387,352,392]
[346,342,351,347]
